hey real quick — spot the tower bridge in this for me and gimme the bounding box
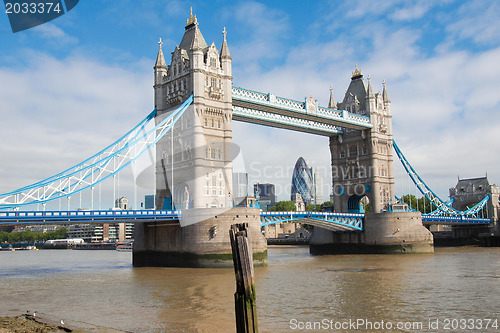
[1,10,499,266]
[231,86,372,136]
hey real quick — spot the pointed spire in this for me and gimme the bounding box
[190,27,202,50]
[220,27,231,59]
[328,86,337,109]
[382,80,391,103]
[367,75,375,99]
[154,38,166,68]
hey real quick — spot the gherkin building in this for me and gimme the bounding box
[291,157,314,205]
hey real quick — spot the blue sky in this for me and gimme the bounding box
[0,0,499,208]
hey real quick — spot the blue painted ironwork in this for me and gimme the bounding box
[0,209,181,225]
[232,86,372,136]
[0,96,193,210]
[0,208,491,228]
[394,195,456,216]
[422,215,491,225]
[260,211,364,232]
[426,198,455,216]
[393,140,490,216]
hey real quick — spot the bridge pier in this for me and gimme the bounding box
[310,212,434,254]
[133,207,267,267]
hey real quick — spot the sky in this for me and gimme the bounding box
[0,0,499,209]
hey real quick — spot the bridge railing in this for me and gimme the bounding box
[260,211,364,231]
[421,215,491,225]
[232,86,372,128]
[0,96,193,210]
[0,209,182,224]
[232,105,343,135]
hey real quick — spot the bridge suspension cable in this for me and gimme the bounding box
[0,95,193,210]
[393,140,489,217]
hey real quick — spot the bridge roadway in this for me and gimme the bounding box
[0,209,491,229]
[231,86,372,136]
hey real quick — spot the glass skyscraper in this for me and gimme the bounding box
[291,157,316,206]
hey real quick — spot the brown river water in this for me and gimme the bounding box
[0,246,499,332]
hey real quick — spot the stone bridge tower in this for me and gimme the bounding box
[449,177,500,234]
[134,10,267,267]
[329,67,395,214]
[311,67,433,255]
[153,10,233,211]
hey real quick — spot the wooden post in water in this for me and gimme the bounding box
[230,223,258,333]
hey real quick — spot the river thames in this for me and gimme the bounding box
[0,246,499,332]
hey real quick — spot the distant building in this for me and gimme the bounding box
[115,196,129,210]
[262,222,311,240]
[292,193,305,211]
[64,196,134,243]
[291,157,323,206]
[312,167,323,206]
[449,176,496,211]
[233,172,248,206]
[66,223,134,243]
[254,183,276,211]
[12,225,61,233]
[145,195,155,209]
[0,225,15,232]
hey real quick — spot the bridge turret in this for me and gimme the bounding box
[188,24,205,101]
[220,27,232,76]
[153,8,234,211]
[328,86,337,110]
[382,80,391,114]
[366,75,376,113]
[154,38,167,109]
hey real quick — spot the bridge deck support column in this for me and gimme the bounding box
[133,207,267,267]
[310,212,434,254]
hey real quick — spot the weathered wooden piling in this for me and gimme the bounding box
[229,223,258,333]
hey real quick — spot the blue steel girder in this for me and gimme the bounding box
[0,96,193,210]
[2,208,491,228]
[393,140,490,217]
[232,86,372,135]
[422,215,491,225]
[0,209,181,225]
[260,211,364,232]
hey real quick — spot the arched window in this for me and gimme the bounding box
[349,145,358,157]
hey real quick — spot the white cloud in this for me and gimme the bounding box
[31,23,78,45]
[222,1,290,76]
[1,0,499,210]
[0,52,153,209]
[446,0,500,46]
[390,1,433,21]
[342,0,399,19]
[230,1,500,200]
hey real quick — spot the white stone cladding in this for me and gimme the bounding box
[330,69,395,213]
[154,16,233,211]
